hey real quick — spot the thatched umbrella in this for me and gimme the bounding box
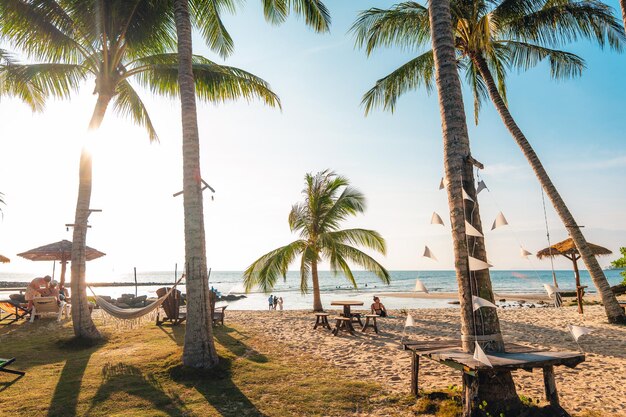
[0,254,9,263]
[537,238,612,313]
[17,239,105,286]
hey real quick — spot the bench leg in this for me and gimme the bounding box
[462,372,479,417]
[361,317,370,332]
[323,316,330,329]
[373,318,378,333]
[314,316,320,329]
[543,366,559,407]
[411,352,419,397]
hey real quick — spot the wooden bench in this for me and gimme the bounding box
[403,340,584,411]
[332,317,354,336]
[313,312,331,330]
[361,314,379,333]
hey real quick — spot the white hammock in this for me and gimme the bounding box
[89,276,184,326]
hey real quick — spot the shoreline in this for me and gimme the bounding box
[378,291,553,302]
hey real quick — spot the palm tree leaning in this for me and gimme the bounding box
[172,0,329,368]
[0,0,281,339]
[352,0,626,323]
[243,170,390,312]
[428,0,518,413]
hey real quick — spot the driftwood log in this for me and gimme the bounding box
[611,283,626,296]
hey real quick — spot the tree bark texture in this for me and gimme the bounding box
[428,0,519,412]
[471,52,626,324]
[174,0,219,368]
[311,259,323,312]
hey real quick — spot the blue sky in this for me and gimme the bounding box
[0,0,624,278]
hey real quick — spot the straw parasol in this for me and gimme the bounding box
[17,239,105,286]
[536,238,612,313]
[0,254,9,263]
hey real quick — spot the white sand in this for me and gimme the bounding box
[228,304,626,415]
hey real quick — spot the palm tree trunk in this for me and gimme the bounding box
[311,259,323,312]
[70,93,111,339]
[429,0,519,413]
[620,0,626,34]
[470,52,626,324]
[174,0,219,369]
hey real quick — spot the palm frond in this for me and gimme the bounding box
[320,229,386,254]
[190,0,237,59]
[361,50,435,115]
[243,240,307,293]
[330,243,390,285]
[0,63,88,99]
[112,80,159,142]
[351,2,430,55]
[318,186,366,232]
[262,0,330,32]
[299,245,317,294]
[501,40,585,79]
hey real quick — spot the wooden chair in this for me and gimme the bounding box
[362,314,379,333]
[30,297,68,322]
[213,305,227,326]
[155,288,186,326]
[314,312,331,330]
[332,317,354,336]
[0,301,30,325]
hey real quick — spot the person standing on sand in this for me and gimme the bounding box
[278,297,284,311]
[268,294,274,311]
[273,295,278,310]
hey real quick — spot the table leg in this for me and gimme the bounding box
[543,366,560,407]
[462,372,479,417]
[343,305,350,317]
[411,352,419,397]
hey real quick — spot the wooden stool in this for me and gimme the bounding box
[314,312,331,330]
[362,314,379,333]
[332,317,354,336]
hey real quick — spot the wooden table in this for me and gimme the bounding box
[330,300,364,329]
[403,340,584,413]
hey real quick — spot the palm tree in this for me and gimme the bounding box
[620,1,626,33]
[352,0,626,324]
[172,0,329,368]
[1,48,47,111]
[243,170,390,312]
[0,0,280,339]
[428,0,518,413]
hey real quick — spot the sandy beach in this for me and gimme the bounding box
[227,304,626,416]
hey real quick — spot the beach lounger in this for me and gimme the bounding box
[0,300,30,325]
[29,297,69,322]
[0,358,25,376]
[155,287,186,326]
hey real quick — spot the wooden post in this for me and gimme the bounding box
[410,352,419,397]
[543,366,559,407]
[134,267,138,297]
[462,372,479,417]
[571,255,584,314]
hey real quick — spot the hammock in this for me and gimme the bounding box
[89,275,185,326]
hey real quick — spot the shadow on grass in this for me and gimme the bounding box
[213,326,267,363]
[46,337,106,417]
[0,374,23,393]
[86,363,190,417]
[157,323,186,346]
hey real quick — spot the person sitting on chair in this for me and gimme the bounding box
[371,296,387,317]
[25,275,51,309]
[41,281,61,304]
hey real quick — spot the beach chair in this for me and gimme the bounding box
[212,305,227,326]
[0,300,30,325]
[29,297,69,322]
[0,358,25,376]
[155,287,186,326]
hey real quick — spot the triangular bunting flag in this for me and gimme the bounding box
[439,177,445,190]
[473,342,493,367]
[476,180,488,194]
[414,279,429,293]
[462,189,474,202]
[423,246,438,261]
[491,212,509,230]
[405,314,415,327]
[431,212,445,226]
[520,247,532,258]
[568,324,593,342]
[465,221,483,237]
[472,295,497,311]
[468,256,492,271]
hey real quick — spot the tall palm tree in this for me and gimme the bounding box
[243,170,390,312]
[172,0,329,368]
[428,0,518,413]
[0,0,280,339]
[352,0,626,324]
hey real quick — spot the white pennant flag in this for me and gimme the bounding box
[473,342,493,367]
[423,246,438,261]
[468,256,492,271]
[431,212,445,226]
[568,324,593,342]
[465,221,483,237]
[472,295,497,311]
[405,314,415,327]
[414,279,429,293]
[543,283,558,298]
[491,212,509,230]
[476,180,488,194]
[439,177,445,190]
[462,188,474,202]
[520,247,532,258]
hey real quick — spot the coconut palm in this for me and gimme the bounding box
[0,0,280,339]
[243,170,390,312]
[1,48,48,111]
[352,0,626,324]
[427,0,518,412]
[172,0,329,368]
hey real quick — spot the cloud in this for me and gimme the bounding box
[570,155,626,171]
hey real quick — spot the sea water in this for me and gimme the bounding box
[1,270,622,310]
